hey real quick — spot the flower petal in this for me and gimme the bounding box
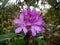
[13,18,20,24]
[22,9,27,15]
[19,13,24,21]
[34,19,45,26]
[33,26,42,33]
[40,27,45,32]
[22,27,28,35]
[15,27,22,33]
[31,27,36,36]
[31,9,36,16]
[26,22,32,26]
[27,7,31,14]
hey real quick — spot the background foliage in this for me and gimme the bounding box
[0,0,60,45]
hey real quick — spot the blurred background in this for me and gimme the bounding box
[0,0,60,45]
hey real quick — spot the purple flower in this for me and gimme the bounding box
[13,7,45,36]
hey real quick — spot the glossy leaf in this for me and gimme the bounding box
[0,33,16,41]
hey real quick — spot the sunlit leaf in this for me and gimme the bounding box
[0,33,16,41]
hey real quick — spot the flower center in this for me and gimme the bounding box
[26,25,31,29]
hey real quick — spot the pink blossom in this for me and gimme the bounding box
[13,7,45,36]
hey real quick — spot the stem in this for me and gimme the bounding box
[24,31,34,45]
[27,36,33,45]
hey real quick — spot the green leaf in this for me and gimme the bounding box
[34,38,50,45]
[38,39,50,45]
[0,33,16,41]
[8,39,26,45]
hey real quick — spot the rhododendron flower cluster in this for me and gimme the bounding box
[13,7,45,36]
